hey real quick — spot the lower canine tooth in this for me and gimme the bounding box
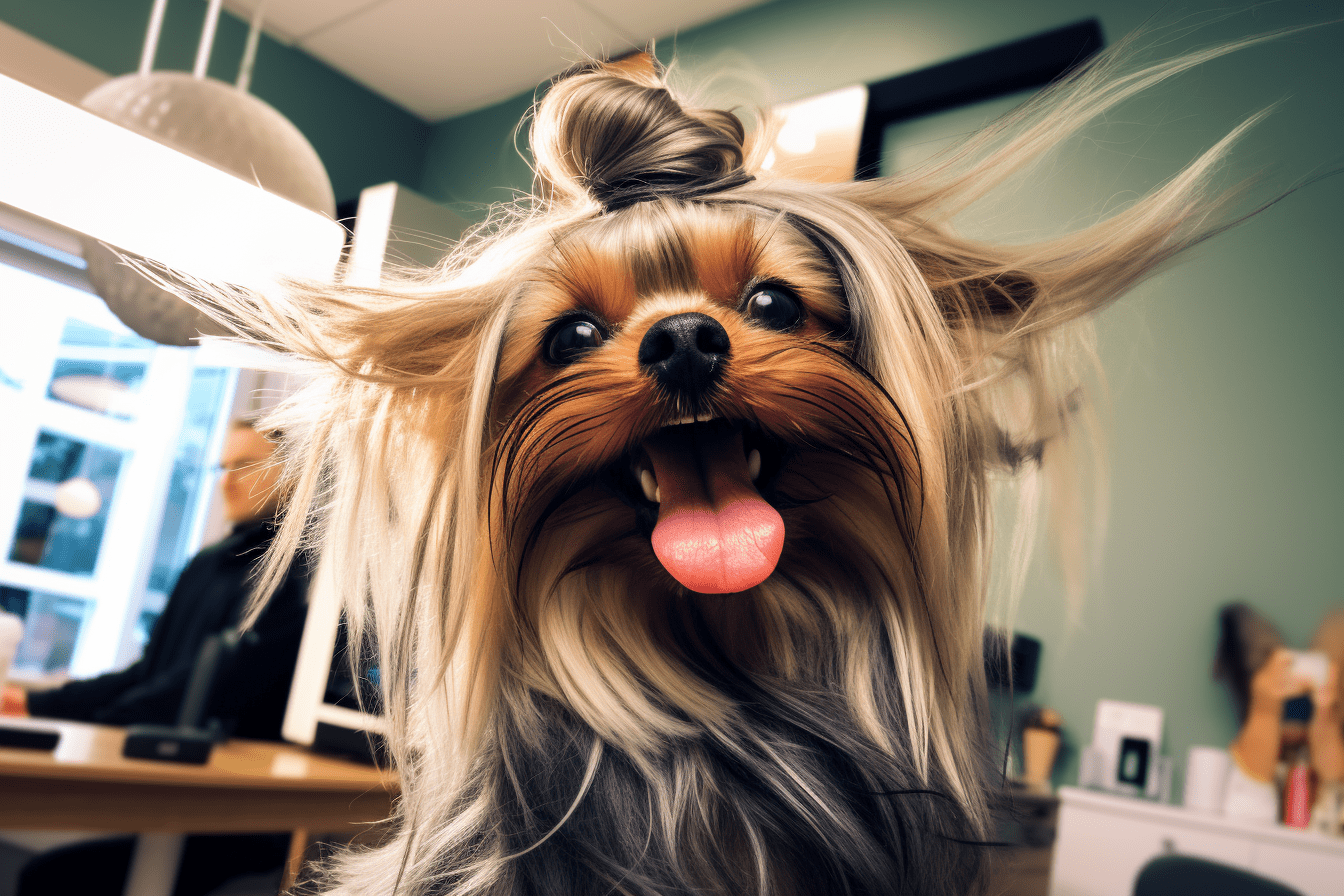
[748,449,761,481]
[640,469,659,503]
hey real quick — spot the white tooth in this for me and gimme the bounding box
[655,485,661,503]
[695,412,716,422]
[673,415,695,426]
[748,449,761,481]
[640,469,659,503]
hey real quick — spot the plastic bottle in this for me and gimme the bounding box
[0,609,23,686]
[1282,744,1314,829]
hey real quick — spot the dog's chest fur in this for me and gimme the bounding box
[486,674,983,896]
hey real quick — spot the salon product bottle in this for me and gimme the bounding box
[0,609,22,685]
[1283,745,1313,829]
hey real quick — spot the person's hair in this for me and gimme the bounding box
[1214,602,1285,722]
[229,416,283,442]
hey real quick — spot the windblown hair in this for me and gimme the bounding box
[198,35,1279,896]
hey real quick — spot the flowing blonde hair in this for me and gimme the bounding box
[191,33,1292,896]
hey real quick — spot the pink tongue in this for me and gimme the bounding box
[644,427,784,594]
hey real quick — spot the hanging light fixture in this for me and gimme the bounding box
[53,476,103,520]
[48,373,138,418]
[78,0,335,346]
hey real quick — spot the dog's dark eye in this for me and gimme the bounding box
[544,315,606,365]
[744,287,804,331]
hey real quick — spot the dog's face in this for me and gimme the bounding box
[461,194,980,757]
[492,200,919,595]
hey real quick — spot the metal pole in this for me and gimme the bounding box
[192,0,225,79]
[138,0,170,75]
[236,1,268,93]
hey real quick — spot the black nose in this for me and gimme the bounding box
[638,312,730,398]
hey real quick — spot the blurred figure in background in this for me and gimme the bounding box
[2,418,310,896]
[1216,604,1344,832]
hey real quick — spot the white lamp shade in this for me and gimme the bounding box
[76,72,337,346]
[54,476,103,519]
[49,374,136,416]
[81,72,334,215]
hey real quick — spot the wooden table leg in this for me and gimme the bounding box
[125,833,184,896]
[282,828,309,892]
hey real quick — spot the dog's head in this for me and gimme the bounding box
[325,56,1053,764]
[210,48,1254,892]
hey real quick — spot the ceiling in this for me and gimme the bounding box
[223,0,772,122]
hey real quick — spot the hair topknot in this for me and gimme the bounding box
[530,52,752,211]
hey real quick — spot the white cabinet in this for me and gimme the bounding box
[1049,787,1344,896]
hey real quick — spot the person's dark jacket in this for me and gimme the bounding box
[27,518,309,741]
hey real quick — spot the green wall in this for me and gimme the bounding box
[419,91,536,221]
[420,0,1344,794]
[0,0,430,204]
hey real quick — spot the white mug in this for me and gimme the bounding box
[0,610,24,686]
[1184,745,1232,814]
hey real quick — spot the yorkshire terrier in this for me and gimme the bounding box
[201,44,1269,896]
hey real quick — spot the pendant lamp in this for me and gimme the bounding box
[78,0,335,346]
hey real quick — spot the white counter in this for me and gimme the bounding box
[1049,786,1344,896]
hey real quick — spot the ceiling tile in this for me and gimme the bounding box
[300,0,636,119]
[579,0,770,46]
[224,0,389,44]
[225,0,781,121]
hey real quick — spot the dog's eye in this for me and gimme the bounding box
[744,287,804,331]
[544,316,606,365]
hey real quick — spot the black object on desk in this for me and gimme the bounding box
[123,629,252,764]
[0,724,60,750]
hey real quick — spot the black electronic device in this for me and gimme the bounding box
[122,628,249,764]
[282,561,386,763]
[984,630,1043,693]
[122,726,215,763]
[0,724,60,750]
[1283,695,1314,723]
[1117,736,1151,788]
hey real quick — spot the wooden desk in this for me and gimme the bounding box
[0,717,397,893]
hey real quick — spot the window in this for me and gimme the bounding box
[0,69,342,686]
[0,218,236,680]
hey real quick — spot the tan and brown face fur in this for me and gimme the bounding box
[498,200,847,401]
[483,199,929,707]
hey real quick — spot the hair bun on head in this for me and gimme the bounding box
[530,51,752,211]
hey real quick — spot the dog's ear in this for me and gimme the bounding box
[815,181,1052,340]
[530,52,750,209]
[829,175,1196,347]
[904,241,1039,331]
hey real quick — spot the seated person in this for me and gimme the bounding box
[4,419,308,735]
[1216,604,1344,828]
[1,418,311,896]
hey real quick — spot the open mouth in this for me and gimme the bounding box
[605,418,788,594]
